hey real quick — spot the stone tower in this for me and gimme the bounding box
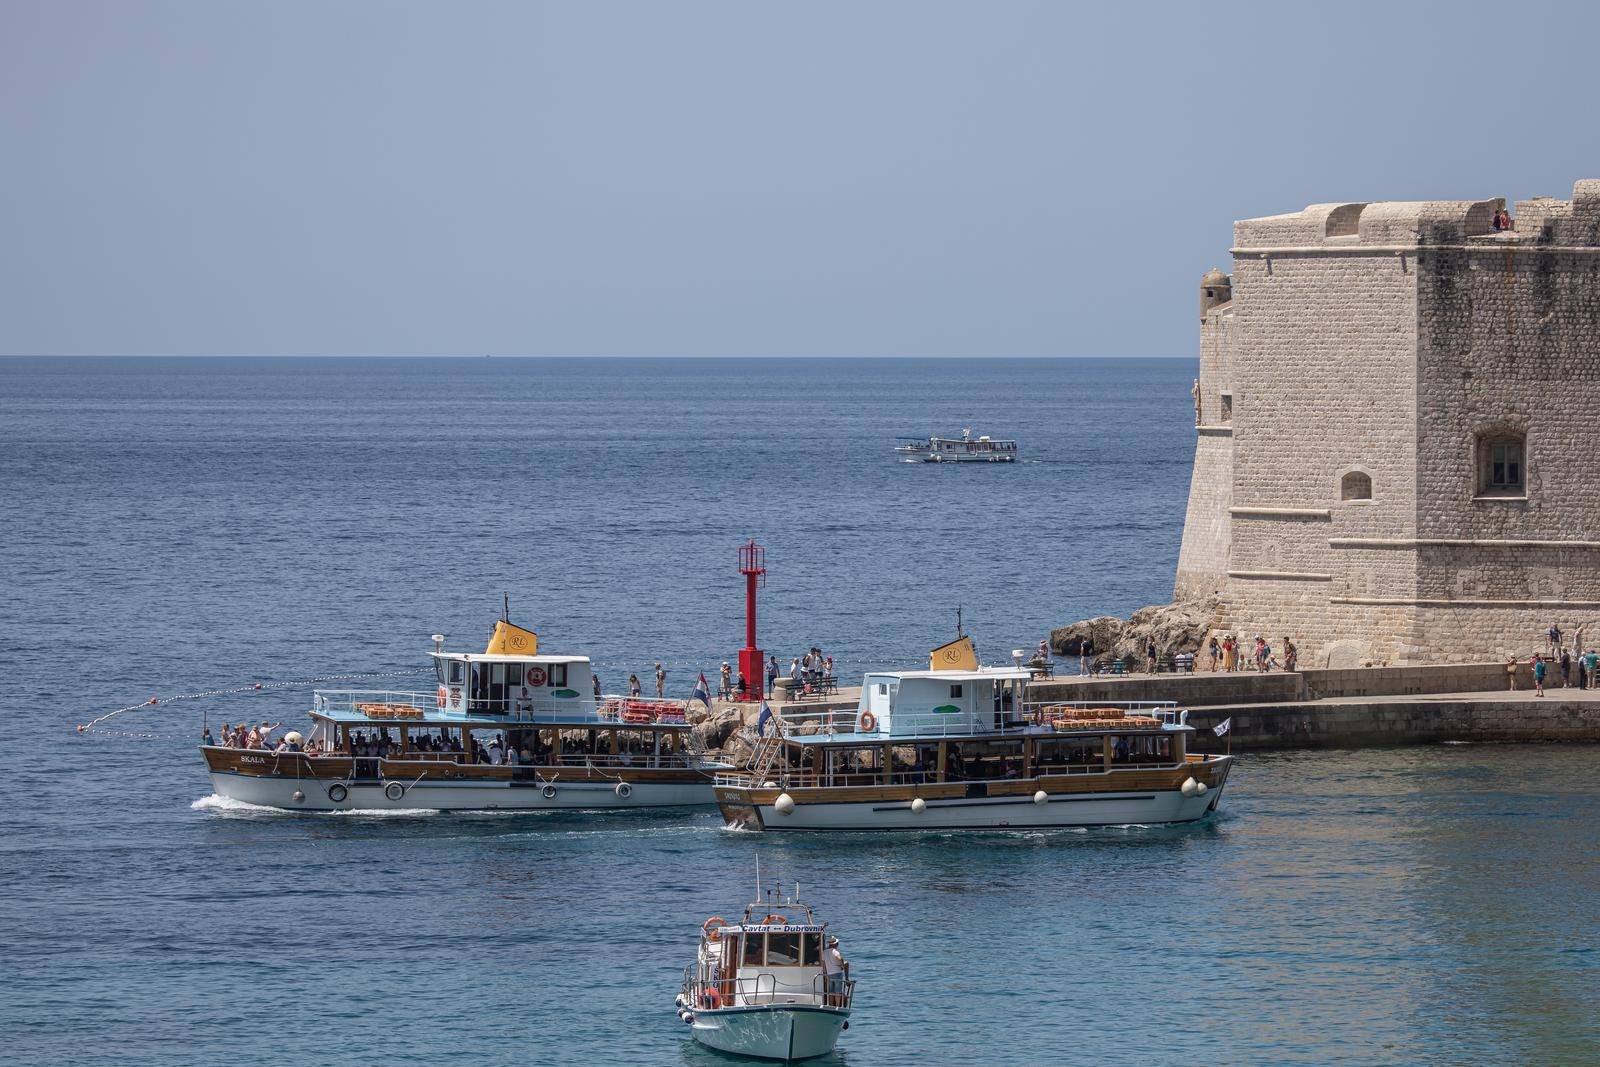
[1175,180,1600,666]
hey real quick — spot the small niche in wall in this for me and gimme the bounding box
[1340,471,1373,501]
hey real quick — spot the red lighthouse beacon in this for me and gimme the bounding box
[737,540,766,702]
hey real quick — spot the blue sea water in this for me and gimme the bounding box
[2,356,1597,1066]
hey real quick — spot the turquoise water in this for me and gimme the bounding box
[4,358,1597,1065]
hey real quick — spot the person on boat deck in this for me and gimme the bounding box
[654,662,666,698]
[823,937,846,1003]
[628,673,642,698]
[488,736,505,765]
[592,673,602,699]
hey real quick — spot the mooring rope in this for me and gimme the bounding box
[76,667,434,734]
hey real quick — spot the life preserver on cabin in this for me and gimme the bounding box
[526,666,547,687]
[761,913,788,926]
[437,687,447,709]
[699,988,722,1010]
[384,781,405,801]
[614,782,632,799]
[327,783,348,803]
[542,784,558,799]
[702,917,729,942]
[858,711,877,732]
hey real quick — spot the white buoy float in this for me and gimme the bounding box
[910,797,927,814]
[1181,777,1199,796]
[1033,790,1048,805]
[1196,781,1208,795]
[774,793,796,815]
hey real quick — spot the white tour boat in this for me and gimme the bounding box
[200,618,728,811]
[677,885,855,1062]
[894,427,1018,462]
[715,636,1232,831]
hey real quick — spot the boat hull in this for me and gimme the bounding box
[718,762,1231,831]
[691,1005,848,1062]
[208,770,715,811]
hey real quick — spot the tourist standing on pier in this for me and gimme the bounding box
[720,661,732,701]
[1559,648,1572,687]
[1078,636,1091,675]
[1533,653,1547,697]
[766,655,778,696]
[654,662,666,698]
[1547,623,1562,655]
[1506,656,1518,691]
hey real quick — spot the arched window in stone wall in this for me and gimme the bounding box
[1476,431,1526,497]
[1340,471,1373,501]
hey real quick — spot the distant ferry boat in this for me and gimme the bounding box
[201,617,729,811]
[894,427,1017,462]
[714,636,1233,832]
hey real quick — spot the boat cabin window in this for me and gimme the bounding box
[799,932,821,965]
[448,660,465,685]
[949,684,963,698]
[549,663,567,687]
[434,660,446,685]
[742,934,764,966]
[767,932,801,965]
[877,683,888,696]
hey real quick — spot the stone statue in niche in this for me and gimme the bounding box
[1192,378,1203,425]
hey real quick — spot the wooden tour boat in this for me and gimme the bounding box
[201,618,728,811]
[715,635,1232,832]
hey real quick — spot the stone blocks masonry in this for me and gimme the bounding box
[1175,180,1600,667]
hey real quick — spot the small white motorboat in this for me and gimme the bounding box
[676,884,854,1061]
[894,427,1018,462]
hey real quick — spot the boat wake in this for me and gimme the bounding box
[190,794,441,817]
[191,793,286,815]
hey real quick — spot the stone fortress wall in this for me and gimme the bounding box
[1175,180,1600,667]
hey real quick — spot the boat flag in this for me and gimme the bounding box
[485,619,538,656]
[692,672,712,707]
[757,699,773,736]
[1213,717,1232,736]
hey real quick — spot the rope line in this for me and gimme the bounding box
[76,668,434,734]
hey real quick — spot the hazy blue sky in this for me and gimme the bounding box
[4,1,1598,357]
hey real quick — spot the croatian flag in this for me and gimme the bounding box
[692,672,712,707]
[1213,717,1232,737]
[757,699,773,736]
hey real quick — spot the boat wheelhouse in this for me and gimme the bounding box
[677,886,854,1062]
[894,427,1018,463]
[715,653,1232,831]
[201,620,727,811]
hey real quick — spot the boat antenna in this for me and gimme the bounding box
[956,605,964,638]
[503,592,510,622]
[755,854,761,902]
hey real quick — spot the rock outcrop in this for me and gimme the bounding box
[1052,597,1220,667]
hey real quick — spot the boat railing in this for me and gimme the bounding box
[1021,699,1188,727]
[683,970,854,1010]
[311,688,696,725]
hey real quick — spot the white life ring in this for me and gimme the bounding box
[542,784,558,799]
[858,711,877,732]
[384,781,405,802]
[614,782,632,799]
[327,783,348,803]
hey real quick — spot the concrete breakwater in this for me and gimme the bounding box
[1030,662,1600,750]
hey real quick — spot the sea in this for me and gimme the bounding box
[2,356,1597,1066]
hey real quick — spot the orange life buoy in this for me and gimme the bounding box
[699,988,722,1009]
[437,687,447,708]
[761,913,788,925]
[702,916,728,942]
[858,711,876,732]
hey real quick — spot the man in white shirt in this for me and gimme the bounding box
[822,936,846,1004]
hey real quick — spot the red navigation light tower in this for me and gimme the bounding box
[738,540,766,701]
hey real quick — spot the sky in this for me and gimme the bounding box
[4,0,1599,358]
